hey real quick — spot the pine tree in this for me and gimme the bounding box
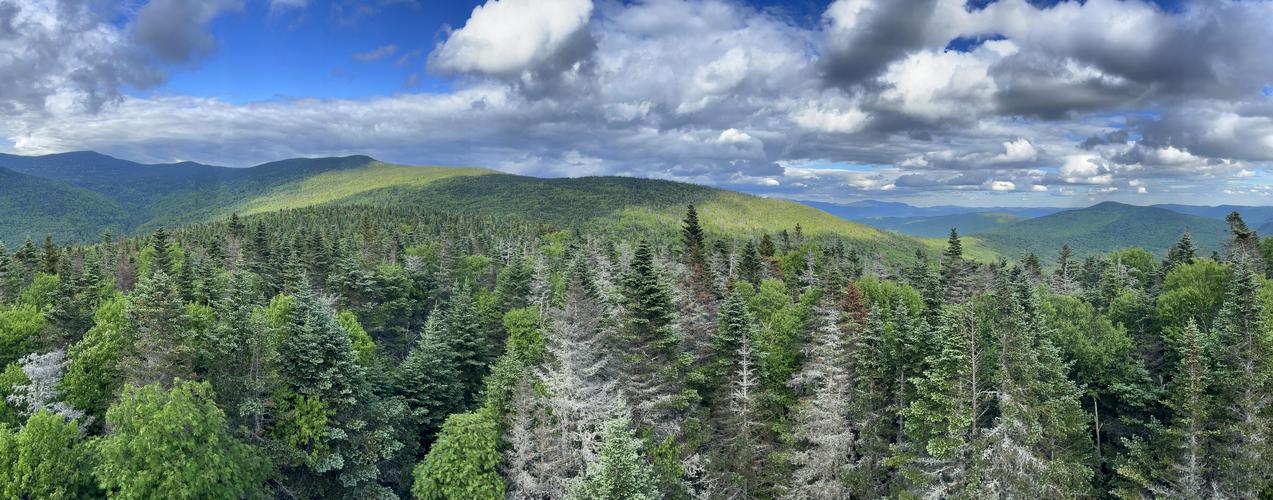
[40,235,60,276]
[206,271,276,435]
[0,243,17,302]
[1164,231,1197,274]
[278,289,362,409]
[975,271,1091,497]
[1157,319,1216,497]
[1051,244,1079,295]
[739,240,762,286]
[442,285,496,402]
[758,233,776,258]
[900,303,987,497]
[149,228,173,276]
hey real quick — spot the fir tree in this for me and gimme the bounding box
[395,313,463,445]
[739,240,762,287]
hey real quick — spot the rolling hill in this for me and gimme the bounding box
[857,212,1026,238]
[0,152,989,262]
[975,201,1230,259]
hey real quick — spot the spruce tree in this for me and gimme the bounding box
[122,271,191,388]
[618,241,690,434]
[0,243,17,302]
[395,313,463,445]
[1158,319,1216,497]
[941,228,967,302]
[739,240,762,286]
[572,416,660,500]
[40,235,60,276]
[1210,257,1273,495]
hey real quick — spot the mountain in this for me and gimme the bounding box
[976,201,1230,259]
[858,212,1027,238]
[799,199,1066,220]
[1153,203,1273,230]
[0,152,990,262]
[0,167,130,245]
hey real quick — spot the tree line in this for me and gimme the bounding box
[0,204,1272,498]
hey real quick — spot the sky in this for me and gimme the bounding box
[2,0,1272,207]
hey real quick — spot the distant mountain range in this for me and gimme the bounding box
[801,199,1254,259]
[0,151,978,263]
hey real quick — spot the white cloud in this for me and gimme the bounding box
[988,180,1015,191]
[714,128,754,144]
[791,105,869,134]
[431,0,594,77]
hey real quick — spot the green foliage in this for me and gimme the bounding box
[502,307,544,364]
[0,363,28,427]
[62,294,129,422]
[337,310,377,367]
[0,411,97,499]
[94,381,269,499]
[17,273,59,310]
[571,417,660,500]
[411,411,504,500]
[0,304,44,368]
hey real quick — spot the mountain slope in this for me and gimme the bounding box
[0,167,130,245]
[859,212,1027,238]
[977,201,1229,259]
[339,174,996,261]
[0,152,982,263]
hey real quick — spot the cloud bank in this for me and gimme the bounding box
[3,0,1273,206]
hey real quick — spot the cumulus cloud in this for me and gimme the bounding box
[5,0,1273,205]
[430,0,594,79]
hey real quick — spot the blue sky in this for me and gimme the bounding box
[3,0,1273,207]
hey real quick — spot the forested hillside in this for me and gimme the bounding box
[3,201,1273,498]
[0,152,979,262]
[977,201,1231,259]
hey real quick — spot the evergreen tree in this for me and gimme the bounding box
[788,292,857,499]
[572,416,660,500]
[1164,231,1197,274]
[976,271,1091,497]
[758,233,776,258]
[618,241,691,434]
[395,313,463,445]
[40,235,60,276]
[149,228,173,276]
[0,243,17,302]
[1210,257,1273,495]
[1158,319,1216,497]
[122,271,191,387]
[941,228,967,303]
[739,240,762,287]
